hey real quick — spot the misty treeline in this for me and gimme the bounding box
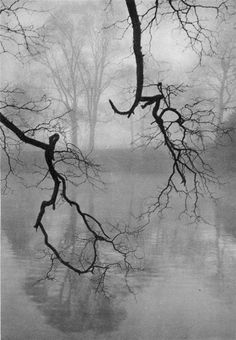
[0,0,236,278]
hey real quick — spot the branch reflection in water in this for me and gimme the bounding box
[23,181,141,334]
[2,169,236,339]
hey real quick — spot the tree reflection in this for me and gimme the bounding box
[24,272,127,334]
[215,200,236,239]
[1,189,39,258]
[213,199,236,289]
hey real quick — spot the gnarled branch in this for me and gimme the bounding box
[109,0,143,118]
[1,112,135,274]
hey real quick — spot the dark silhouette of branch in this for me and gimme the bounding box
[0,0,141,277]
[109,0,143,117]
[107,0,229,219]
[141,0,228,56]
[0,112,48,150]
[0,112,136,274]
[136,83,230,219]
[0,87,57,192]
[109,0,228,119]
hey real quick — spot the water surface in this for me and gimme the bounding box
[2,171,236,340]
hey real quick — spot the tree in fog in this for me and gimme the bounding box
[193,20,236,133]
[212,37,236,127]
[39,2,113,150]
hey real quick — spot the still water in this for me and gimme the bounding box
[2,170,236,340]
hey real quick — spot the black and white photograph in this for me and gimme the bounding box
[1,0,236,339]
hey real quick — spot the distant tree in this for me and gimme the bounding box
[194,24,236,132]
[39,3,113,151]
[216,110,236,170]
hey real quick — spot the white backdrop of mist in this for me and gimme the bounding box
[1,0,235,149]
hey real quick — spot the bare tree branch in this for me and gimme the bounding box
[109,0,143,117]
[0,0,45,57]
[1,112,137,274]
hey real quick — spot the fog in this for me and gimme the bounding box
[0,0,210,148]
[1,0,236,339]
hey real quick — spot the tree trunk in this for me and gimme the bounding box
[88,185,95,217]
[88,118,96,152]
[130,117,134,150]
[140,115,145,161]
[216,58,229,139]
[70,111,78,147]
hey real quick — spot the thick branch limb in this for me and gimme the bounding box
[109,0,143,118]
[1,111,132,275]
[0,112,48,150]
